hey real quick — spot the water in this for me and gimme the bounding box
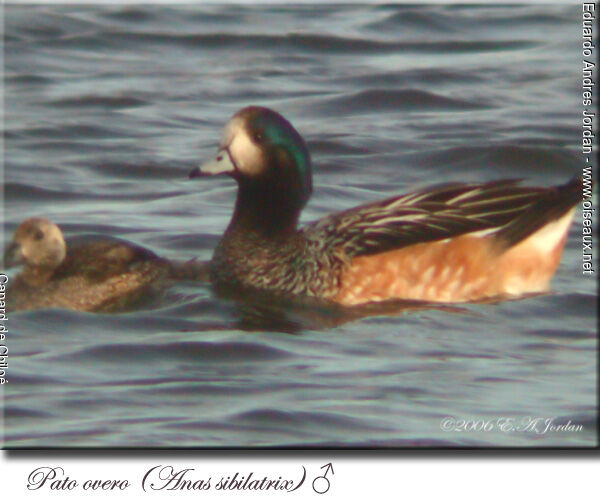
[2,4,597,447]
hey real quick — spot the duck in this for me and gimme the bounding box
[189,106,582,305]
[3,217,179,313]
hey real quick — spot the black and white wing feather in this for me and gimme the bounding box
[304,178,582,257]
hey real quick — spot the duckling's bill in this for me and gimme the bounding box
[189,148,236,178]
[4,242,24,268]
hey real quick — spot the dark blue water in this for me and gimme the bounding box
[2,4,597,447]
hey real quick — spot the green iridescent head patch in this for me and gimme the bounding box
[252,108,313,199]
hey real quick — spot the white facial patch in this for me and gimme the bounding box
[222,116,265,176]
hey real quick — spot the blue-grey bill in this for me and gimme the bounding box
[189,149,235,178]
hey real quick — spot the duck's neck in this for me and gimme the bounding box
[20,265,56,287]
[226,181,305,239]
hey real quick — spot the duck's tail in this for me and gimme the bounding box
[494,176,583,251]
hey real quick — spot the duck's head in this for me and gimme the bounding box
[190,107,312,232]
[4,218,66,270]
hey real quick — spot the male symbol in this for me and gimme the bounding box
[312,463,334,494]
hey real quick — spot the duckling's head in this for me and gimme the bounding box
[4,218,67,270]
[190,106,313,213]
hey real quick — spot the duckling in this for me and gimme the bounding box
[4,217,176,313]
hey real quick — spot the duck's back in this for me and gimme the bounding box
[306,178,582,304]
[210,178,582,305]
[8,238,173,313]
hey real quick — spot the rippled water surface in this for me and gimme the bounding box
[3,4,597,447]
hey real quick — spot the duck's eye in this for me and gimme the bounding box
[33,230,44,241]
[253,132,264,144]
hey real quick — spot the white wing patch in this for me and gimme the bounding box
[521,208,576,254]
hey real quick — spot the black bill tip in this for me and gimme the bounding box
[189,167,202,179]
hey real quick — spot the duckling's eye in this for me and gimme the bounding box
[33,230,44,241]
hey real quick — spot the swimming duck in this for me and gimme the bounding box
[189,106,582,305]
[4,217,176,313]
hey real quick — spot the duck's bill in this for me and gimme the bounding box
[189,149,235,178]
[3,242,23,268]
